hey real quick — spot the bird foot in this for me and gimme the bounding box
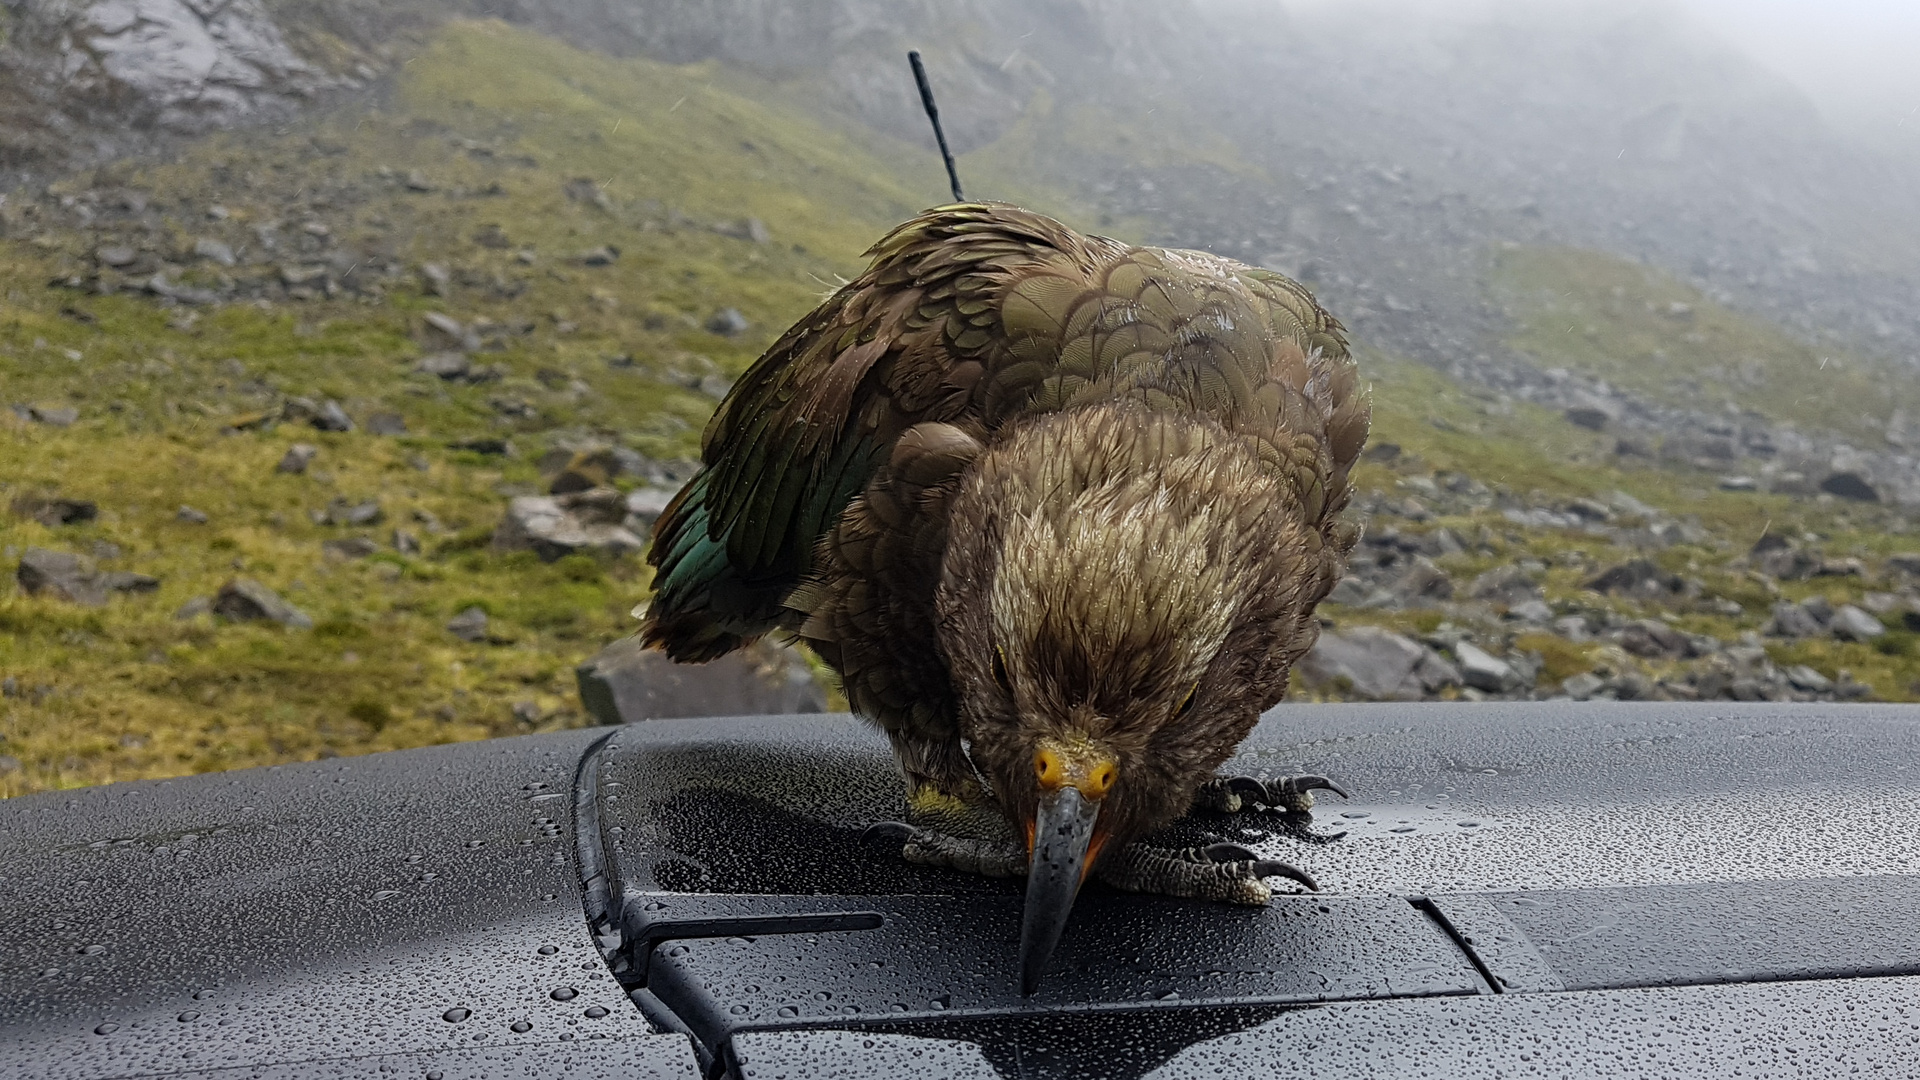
[1194,773,1351,844]
[1095,840,1317,905]
[864,820,1026,879]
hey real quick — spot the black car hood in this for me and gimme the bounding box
[5,702,1920,1079]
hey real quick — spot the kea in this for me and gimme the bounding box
[641,202,1369,993]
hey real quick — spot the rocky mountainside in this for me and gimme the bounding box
[8,0,1918,378]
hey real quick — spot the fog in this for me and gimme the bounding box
[1280,0,1920,138]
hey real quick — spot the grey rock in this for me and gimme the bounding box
[1297,626,1429,700]
[419,263,451,296]
[1754,546,1819,581]
[365,411,408,436]
[212,578,312,629]
[1453,641,1519,693]
[392,529,421,555]
[446,606,489,643]
[1467,564,1540,606]
[192,238,236,266]
[276,443,318,474]
[0,755,18,776]
[321,537,378,559]
[1584,558,1684,596]
[494,492,645,562]
[1619,618,1690,659]
[17,548,106,605]
[1388,556,1454,605]
[1830,604,1886,641]
[101,571,159,593]
[1553,615,1591,642]
[1888,554,1920,577]
[406,170,436,192]
[1784,665,1834,693]
[11,495,97,526]
[696,374,736,400]
[575,636,825,725]
[1325,576,1377,606]
[1718,476,1758,491]
[176,504,210,524]
[312,400,354,432]
[1819,472,1879,502]
[450,437,514,456]
[578,245,621,267]
[324,499,383,527]
[1507,598,1555,624]
[1764,600,1826,638]
[705,308,750,336]
[415,352,471,380]
[1802,595,1835,624]
[96,244,138,267]
[1561,672,1606,700]
[623,485,681,531]
[423,312,466,340]
[173,596,212,620]
[1563,404,1614,431]
[27,405,79,427]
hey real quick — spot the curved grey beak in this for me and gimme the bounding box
[1018,785,1101,995]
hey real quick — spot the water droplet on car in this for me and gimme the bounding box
[931,995,951,1010]
[510,1020,532,1033]
[94,1023,118,1035]
[371,890,400,901]
[1390,825,1415,833]
[193,989,215,1000]
[730,1004,749,1015]
[1340,811,1370,819]
[443,1008,470,1023]
[583,1006,608,1019]
[177,1011,199,1022]
[776,1005,798,1018]
[41,968,59,977]
[1457,820,1481,828]
[537,945,558,956]
[80,944,107,955]
[464,839,484,849]
[550,987,577,1001]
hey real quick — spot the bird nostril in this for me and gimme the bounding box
[1035,747,1064,787]
[1087,762,1117,798]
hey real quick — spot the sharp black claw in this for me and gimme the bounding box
[1250,860,1319,892]
[863,821,918,845]
[1202,842,1260,863]
[1227,776,1268,801]
[1281,775,1351,800]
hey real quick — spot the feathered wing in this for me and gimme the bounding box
[642,204,1113,660]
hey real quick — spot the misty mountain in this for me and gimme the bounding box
[3,0,1916,381]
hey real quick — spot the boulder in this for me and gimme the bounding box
[1829,605,1886,641]
[1618,619,1690,659]
[212,578,313,629]
[1507,599,1554,624]
[1387,556,1453,605]
[27,404,78,427]
[313,400,354,433]
[1819,472,1879,502]
[277,443,318,474]
[366,412,408,436]
[1784,665,1834,693]
[575,636,826,724]
[1468,564,1541,606]
[415,352,471,379]
[624,485,681,533]
[321,537,378,559]
[11,495,97,526]
[1560,672,1606,701]
[446,606,490,643]
[1453,642,1519,693]
[17,548,106,605]
[494,490,645,562]
[176,504,210,524]
[1764,600,1826,638]
[705,308,749,336]
[1296,627,1429,700]
[1584,559,1682,596]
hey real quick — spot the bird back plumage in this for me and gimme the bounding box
[642,203,1368,674]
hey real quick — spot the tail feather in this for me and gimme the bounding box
[640,471,785,661]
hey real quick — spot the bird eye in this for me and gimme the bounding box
[992,647,1013,695]
[1174,682,1199,719]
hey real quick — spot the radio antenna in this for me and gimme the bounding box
[908,51,965,203]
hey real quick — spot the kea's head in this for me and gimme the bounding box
[936,403,1340,992]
